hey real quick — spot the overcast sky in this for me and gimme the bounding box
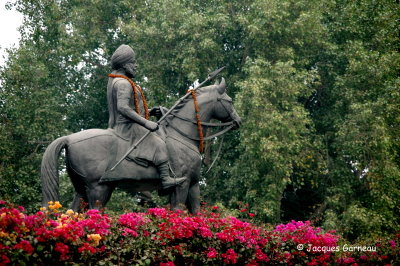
[0,1,23,66]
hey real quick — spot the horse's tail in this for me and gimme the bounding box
[40,136,69,206]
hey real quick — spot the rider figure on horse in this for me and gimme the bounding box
[107,44,185,189]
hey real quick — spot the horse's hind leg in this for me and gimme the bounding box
[67,164,88,212]
[71,192,87,212]
[86,182,116,209]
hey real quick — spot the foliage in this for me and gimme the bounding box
[232,59,319,222]
[203,0,400,240]
[1,201,399,265]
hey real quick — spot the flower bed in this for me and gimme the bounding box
[0,201,398,265]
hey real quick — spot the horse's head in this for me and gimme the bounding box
[198,78,241,129]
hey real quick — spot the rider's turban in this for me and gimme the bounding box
[110,44,135,70]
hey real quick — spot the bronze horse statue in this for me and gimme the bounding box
[40,78,241,213]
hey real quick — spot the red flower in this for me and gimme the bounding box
[245,260,259,266]
[14,240,34,255]
[159,262,175,266]
[222,249,238,264]
[307,259,319,266]
[248,213,255,217]
[1,255,10,264]
[78,243,96,254]
[341,257,356,264]
[54,242,70,261]
[255,249,269,262]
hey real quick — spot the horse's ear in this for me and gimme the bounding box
[217,77,226,94]
[214,79,220,85]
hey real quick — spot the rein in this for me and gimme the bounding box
[166,120,234,141]
[205,135,225,174]
[168,111,234,127]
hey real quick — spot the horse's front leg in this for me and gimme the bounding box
[187,182,201,214]
[170,179,190,211]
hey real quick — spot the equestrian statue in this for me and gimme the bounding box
[40,44,241,214]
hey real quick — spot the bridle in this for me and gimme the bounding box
[163,91,236,145]
[215,94,237,124]
[162,90,236,172]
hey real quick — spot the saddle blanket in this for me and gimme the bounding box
[99,129,159,182]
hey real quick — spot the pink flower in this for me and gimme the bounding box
[207,248,218,259]
[147,208,168,218]
[122,228,139,237]
[118,212,149,230]
[198,226,213,238]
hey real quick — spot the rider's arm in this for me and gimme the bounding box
[115,79,148,126]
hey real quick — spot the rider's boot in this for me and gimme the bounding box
[158,162,186,189]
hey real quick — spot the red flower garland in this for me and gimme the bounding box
[188,89,204,152]
[108,74,149,119]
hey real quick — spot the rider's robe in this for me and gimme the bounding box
[107,72,168,166]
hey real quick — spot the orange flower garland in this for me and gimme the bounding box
[188,89,204,152]
[108,74,149,119]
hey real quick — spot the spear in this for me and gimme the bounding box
[109,66,225,171]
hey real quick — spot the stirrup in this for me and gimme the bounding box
[162,176,185,189]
